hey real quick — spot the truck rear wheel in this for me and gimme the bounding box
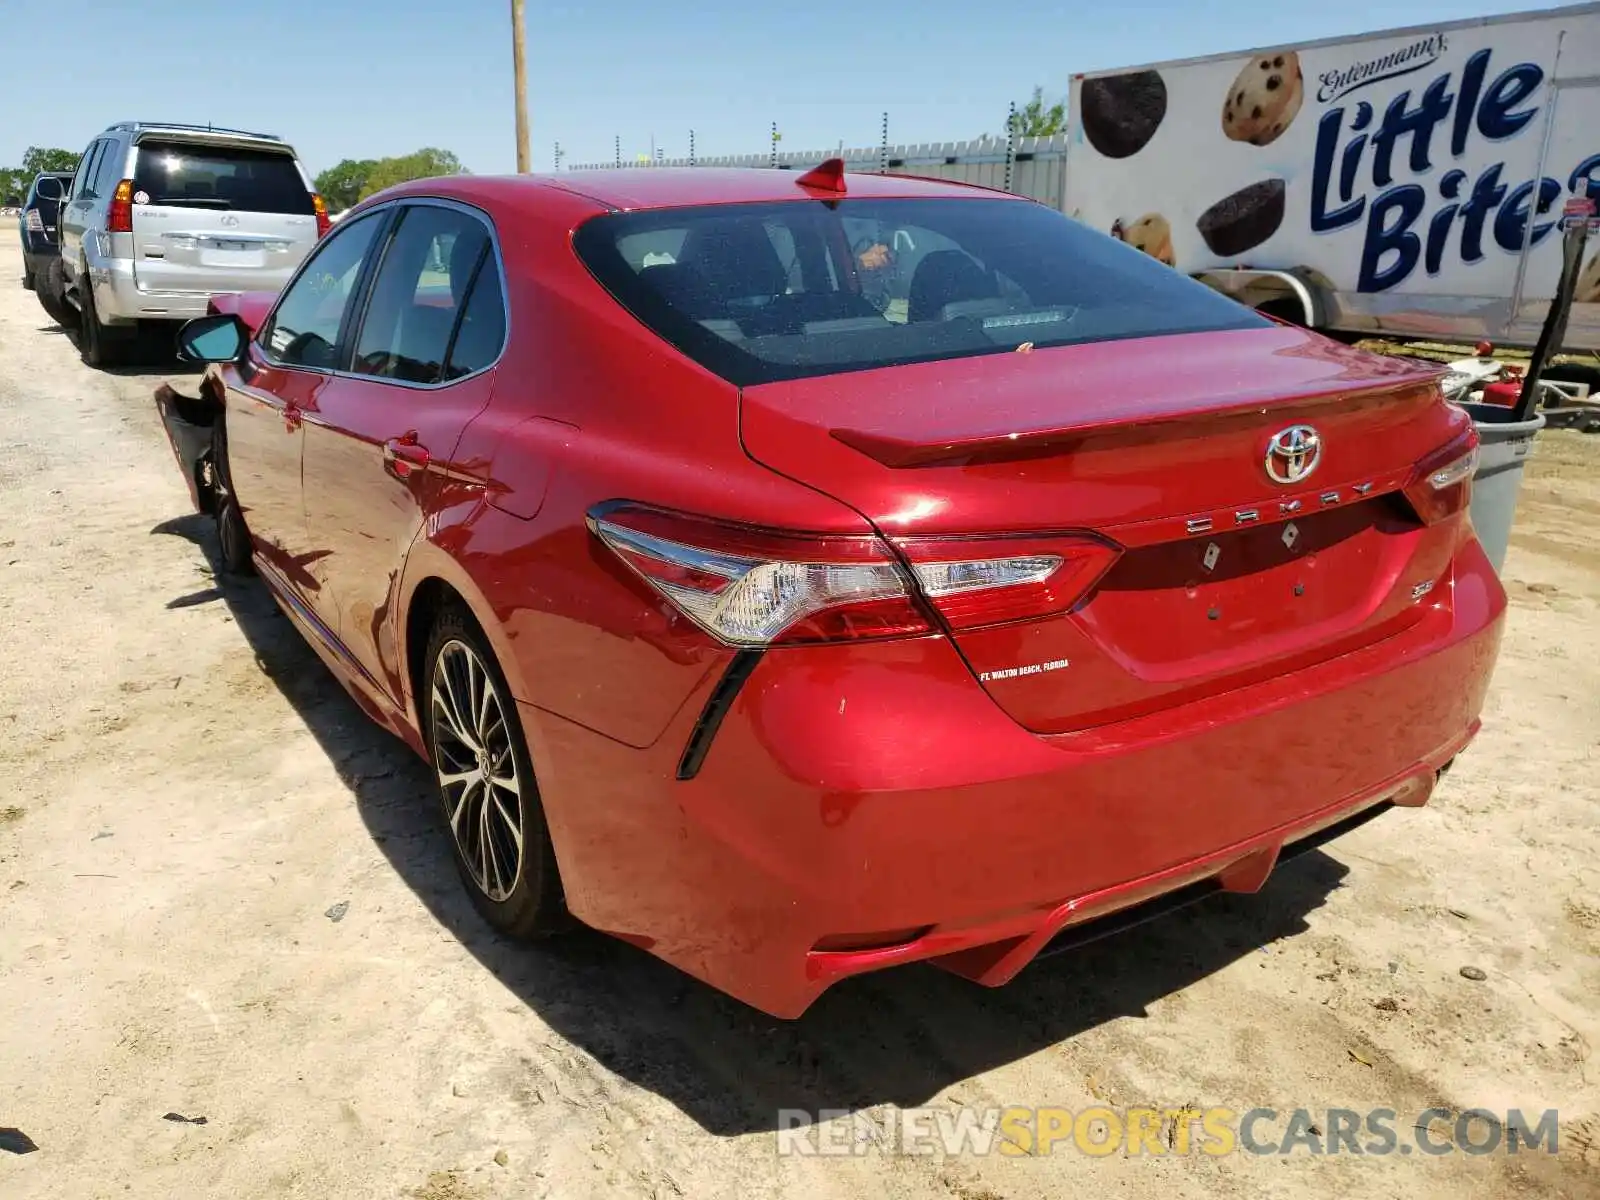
[79,274,136,369]
[36,258,74,329]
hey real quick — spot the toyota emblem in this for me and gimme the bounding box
[220,214,240,228]
[1265,425,1322,484]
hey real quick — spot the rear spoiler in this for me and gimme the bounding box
[130,129,296,155]
[830,371,1448,469]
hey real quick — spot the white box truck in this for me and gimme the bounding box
[1065,2,1600,350]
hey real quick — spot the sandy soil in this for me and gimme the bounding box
[1,237,1598,1200]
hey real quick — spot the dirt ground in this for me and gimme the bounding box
[1,236,1598,1200]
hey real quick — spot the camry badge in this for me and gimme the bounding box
[1265,425,1322,485]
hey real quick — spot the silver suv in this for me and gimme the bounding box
[56,122,327,367]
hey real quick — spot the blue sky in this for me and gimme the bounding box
[0,0,1559,177]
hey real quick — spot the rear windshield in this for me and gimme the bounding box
[133,140,313,215]
[573,197,1269,386]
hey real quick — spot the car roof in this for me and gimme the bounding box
[382,167,1025,214]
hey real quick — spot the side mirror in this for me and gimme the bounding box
[176,314,247,364]
[34,176,64,202]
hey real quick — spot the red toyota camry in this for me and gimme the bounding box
[157,163,1504,1018]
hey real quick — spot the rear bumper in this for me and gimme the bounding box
[93,257,212,323]
[90,252,292,323]
[524,536,1507,1018]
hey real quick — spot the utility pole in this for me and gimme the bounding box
[511,0,530,172]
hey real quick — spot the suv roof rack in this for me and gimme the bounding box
[106,121,284,142]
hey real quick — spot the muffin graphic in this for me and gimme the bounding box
[1197,179,1287,257]
[1116,213,1177,266]
[1222,51,1305,147]
[1578,253,1600,304]
[1080,70,1168,159]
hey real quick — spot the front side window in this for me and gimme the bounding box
[351,205,499,385]
[263,211,384,370]
[574,198,1270,386]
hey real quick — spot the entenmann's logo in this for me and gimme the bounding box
[1318,33,1449,103]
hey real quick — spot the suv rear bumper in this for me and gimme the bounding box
[522,535,1507,1018]
[86,252,294,324]
[88,256,218,324]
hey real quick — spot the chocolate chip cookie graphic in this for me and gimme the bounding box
[1579,254,1600,304]
[1118,213,1176,266]
[1081,70,1168,159]
[1197,179,1287,257]
[1222,51,1304,147]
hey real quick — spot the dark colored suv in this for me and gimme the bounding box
[18,171,74,291]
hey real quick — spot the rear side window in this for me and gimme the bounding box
[442,258,506,380]
[133,140,313,215]
[574,198,1269,386]
[351,204,502,385]
[91,141,125,197]
[74,141,106,200]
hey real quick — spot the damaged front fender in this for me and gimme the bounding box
[153,380,223,516]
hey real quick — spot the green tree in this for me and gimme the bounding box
[314,158,378,211]
[1009,87,1067,138]
[358,148,464,201]
[0,168,28,206]
[21,146,81,176]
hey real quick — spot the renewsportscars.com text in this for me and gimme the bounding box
[775,1106,1563,1158]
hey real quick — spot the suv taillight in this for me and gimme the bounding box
[107,179,135,233]
[311,193,331,238]
[589,504,1124,647]
[25,210,44,232]
[1402,429,1480,524]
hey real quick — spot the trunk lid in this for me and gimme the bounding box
[130,137,318,296]
[739,325,1470,733]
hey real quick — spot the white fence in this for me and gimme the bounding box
[566,134,1071,210]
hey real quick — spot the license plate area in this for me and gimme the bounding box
[1083,499,1426,664]
[200,244,265,268]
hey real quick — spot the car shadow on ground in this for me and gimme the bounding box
[33,309,186,376]
[154,512,1352,1138]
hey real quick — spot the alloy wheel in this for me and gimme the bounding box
[430,639,524,902]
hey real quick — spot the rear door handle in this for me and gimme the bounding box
[383,432,431,480]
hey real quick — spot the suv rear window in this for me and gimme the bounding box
[133,140,313,215]
[573,198,1269,386]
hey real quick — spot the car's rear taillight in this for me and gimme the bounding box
[896,534,1122,630]
[107,179,135,233]
[311,193,331,238]
[590,505,930,646]
[1403,430,1480,524]
[25,209,44,232]
[590,504,1124,647]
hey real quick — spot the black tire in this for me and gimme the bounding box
[423,605,567,938]
[140,322,178,364]
[21,263,35,291]
[79,271,135,368]
[1256,297,1307,326]
[36,257,74,328]
[210,422,254,576]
